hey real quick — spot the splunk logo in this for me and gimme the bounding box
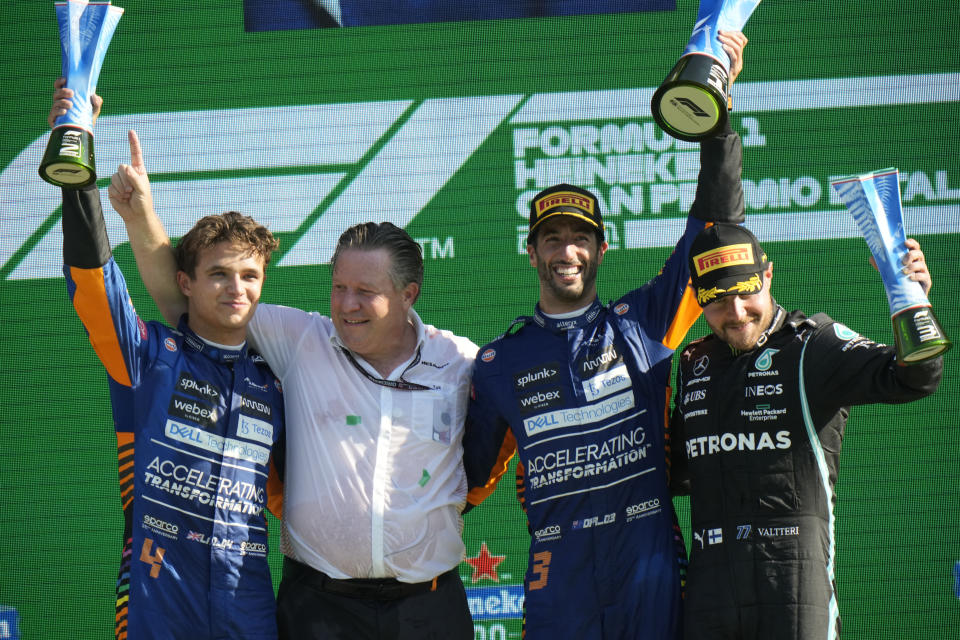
[1,95,525,280]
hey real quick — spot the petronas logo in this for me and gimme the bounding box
[754,348,779,371]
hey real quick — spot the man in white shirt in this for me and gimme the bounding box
[253,222,477,639]
[109,135,478,638]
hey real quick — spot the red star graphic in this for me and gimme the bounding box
[465,541,506,583]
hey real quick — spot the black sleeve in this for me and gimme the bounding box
[668,366,691,497]
[688,119,745,224]
[62,184,112,268]
[806,319,943,410]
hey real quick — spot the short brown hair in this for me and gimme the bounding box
[175,211,279,277]
[331,222,423,299]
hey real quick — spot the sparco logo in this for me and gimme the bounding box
[143,515,178,535]
[626,498,661,517]
[580,346,619,375]
[513,364,559,389]
[240,541,268,555]
[534,525,561,542]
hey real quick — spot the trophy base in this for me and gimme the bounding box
[892,305,952,363]
[39,127,96,188]
[651,53,729,142]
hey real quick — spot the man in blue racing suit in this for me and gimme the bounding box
[461,29,750,640]
[54,82,285,640]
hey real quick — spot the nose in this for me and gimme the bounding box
[558,238,580,260]
[226,273,244,295]
[728,296,749,320]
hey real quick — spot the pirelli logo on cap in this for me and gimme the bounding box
[534,191,595,218]
[693,243,754,276]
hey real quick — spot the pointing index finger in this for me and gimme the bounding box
[128,129,145,174]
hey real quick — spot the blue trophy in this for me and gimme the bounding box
[40,0,123,188]
[831,168,952,363]
[651,0,761,142]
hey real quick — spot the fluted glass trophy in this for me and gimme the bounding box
[831,168,951,363]
[651,0,761,142]
[39,0,123,188]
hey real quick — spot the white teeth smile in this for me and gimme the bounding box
[555,266,579,276]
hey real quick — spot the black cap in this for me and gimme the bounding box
[527,184,604,244]
[689,223,769,306]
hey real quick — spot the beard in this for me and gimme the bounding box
[536,251,601,306]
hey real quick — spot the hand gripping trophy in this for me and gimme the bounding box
[39,0,123,188]
[651,0,761,142]
[831,168,952,363]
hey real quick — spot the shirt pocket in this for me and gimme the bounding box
[410,390,459,445]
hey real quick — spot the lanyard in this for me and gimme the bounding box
[337,345,434,391]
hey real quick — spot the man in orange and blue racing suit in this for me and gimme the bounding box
[53,81,285,640]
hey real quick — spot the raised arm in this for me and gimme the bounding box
[106,130,185,325]
[687,30,749,226]
[50,79,186,324]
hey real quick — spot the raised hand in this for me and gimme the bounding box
[48,76,103,129]
[717,30,748,86]
[108,130,154,222]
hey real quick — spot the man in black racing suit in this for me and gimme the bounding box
[671,223,943,639]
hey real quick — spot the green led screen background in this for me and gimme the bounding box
[1,1,957,638]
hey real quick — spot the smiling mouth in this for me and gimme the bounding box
[553,264,582,278]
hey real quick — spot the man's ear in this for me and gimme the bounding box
[402,281,420,307]
[596,240,609,265]
[176,270,192,298]
[526,243,537,268]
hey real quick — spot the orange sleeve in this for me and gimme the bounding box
[466,429,517,507]
[69,266,133,387]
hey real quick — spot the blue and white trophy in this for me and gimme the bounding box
[40,0,123,188]
[831,168,951,363]
[651,0,761,142]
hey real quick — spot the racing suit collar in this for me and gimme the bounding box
[177,314,248,364]
[533,298,604,333]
